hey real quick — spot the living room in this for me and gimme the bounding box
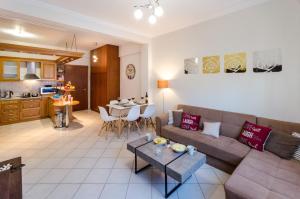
[0,0,299,199]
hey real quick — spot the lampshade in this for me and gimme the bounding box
[157,80,169,88]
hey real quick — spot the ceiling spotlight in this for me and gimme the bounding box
[134,9,143,20]
[154,6,164,17]
[148,15,157,25]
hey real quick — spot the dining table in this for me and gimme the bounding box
[106,102,151,137]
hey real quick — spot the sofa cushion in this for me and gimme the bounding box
[161,125,250,166]
[177,104,256,139]
[173,111,183,127]
[238,121,272,151]
[265,131,300,159]
[180,112,201,131]
[225,149,300,199]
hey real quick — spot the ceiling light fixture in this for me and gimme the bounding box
[1,25,36,38]
[134,0,164,24]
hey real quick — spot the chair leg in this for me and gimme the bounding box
[99,122,107,136]
[135,121,141,135]
[127,122,131,139]
[150,118,155,131]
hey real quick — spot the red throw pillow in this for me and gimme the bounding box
[238,121,272,151]
[180,112,201,131]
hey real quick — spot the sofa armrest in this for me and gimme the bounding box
[155,113,169,136]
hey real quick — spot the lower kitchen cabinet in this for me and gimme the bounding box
[20,99,41,121]
[0,100,20,124]
[0,97,52,125]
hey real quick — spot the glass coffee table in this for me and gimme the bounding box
[127,136,206,198]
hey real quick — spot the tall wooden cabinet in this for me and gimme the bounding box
[90,45,120,112]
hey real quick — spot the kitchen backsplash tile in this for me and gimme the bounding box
[0,81,57,96]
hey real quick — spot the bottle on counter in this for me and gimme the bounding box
[145,92,148,104]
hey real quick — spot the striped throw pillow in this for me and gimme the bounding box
[292,132,300,161]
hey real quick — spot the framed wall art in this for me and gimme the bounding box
[202,55,220,74]
[253,49,282,72]
[184,57,200,74]
[224,52,247,73]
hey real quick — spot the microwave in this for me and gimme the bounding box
[40,87,57,95]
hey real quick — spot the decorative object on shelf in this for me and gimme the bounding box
[63,81,75,92]
[126,64,136,79]
[184,57,200,74]
[202,55,220,74]
[224,52,247,73]
[133,0,164,25]
[253,49,282,72]
[157,80,169,113]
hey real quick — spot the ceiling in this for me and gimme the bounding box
[0,16,128,51]
[35,0,270,37]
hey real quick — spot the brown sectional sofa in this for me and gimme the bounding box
[155,104,300,199]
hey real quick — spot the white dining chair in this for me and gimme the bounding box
[109,100,119,117]
[140,104,156,130]
[121,106,141,138]
[98,106,118,139]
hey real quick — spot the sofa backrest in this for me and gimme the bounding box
[257,117,300,135]
[177,104,256,138]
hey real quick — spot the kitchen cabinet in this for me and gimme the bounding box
[41,97,49,118]
[0,59,20,81]
[0,100,20,124]
[90,45,120,112]
[20,99,41,121]
[42,62,57,80]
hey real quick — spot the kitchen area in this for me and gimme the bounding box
[0,43,87,128]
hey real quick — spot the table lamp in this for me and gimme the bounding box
[157,80,169,113]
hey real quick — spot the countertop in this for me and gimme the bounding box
[0,96,42,101]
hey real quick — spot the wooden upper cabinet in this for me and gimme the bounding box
[0,58,20,81]
[42,62,57,80]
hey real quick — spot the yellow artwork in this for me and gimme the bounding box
[224,52,247,73]
[202,56,220,74]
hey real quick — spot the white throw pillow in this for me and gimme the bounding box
[202,122,221,138]
[168,109,183,125]
[292,132,300,161]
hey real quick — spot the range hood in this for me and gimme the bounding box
[24,62,40,80]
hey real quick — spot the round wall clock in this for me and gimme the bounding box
[126,64,136,80]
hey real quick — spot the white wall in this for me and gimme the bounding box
[150,0,300,123]
[119,43,142,99]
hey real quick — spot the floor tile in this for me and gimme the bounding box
[73,184,104,199]
[39,169,69,183]
[177,184,205,199]
[130,169,152,184]
[62,169,90,183]
[35,158,62,169]
[56,158,80,168]
[47,184,80,199]
[114,157,134,169]
[212,168,230,184]
[102,149,120,157]
[200,184,226,199]
[126,184,151,199]
[195,169,221,184]
[74,157,97,168]
[85,148,104,158]
[107,168,132,183]
[100,184,128,199]
[84,169,111,183]
[23,169,50,183]
[94,157,116,168]
[151,183,178,199]
[24,184,57,199]
[67,149,88,157]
